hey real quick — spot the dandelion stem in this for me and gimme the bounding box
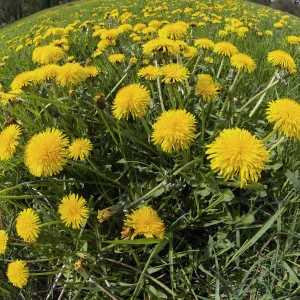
[189,51,203,81]
[201,100,205,141]
[30,270,62,276]
[262,128,278,143]
[127,157,202,209]
[167,85,176,109]
[154,59,165,111]
[240,76,279,111]
[216,56,225,79]
[105,72,128,100]
[157,77,165,111]
[218,181,266,190]
[229,69,242,91]
[0,195,46,200]
[40,220,62,227]
[140,117,152,137]
[249,80,275,118]
[269,136,285,152]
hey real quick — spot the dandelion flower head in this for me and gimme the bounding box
[124,206,165,239]
[206,128,269,186]
[152,109,197,153]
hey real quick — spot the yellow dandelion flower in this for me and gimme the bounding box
[97,39,113,51]
[97,209,112,223]
[195,74,220,102]
[230,53,256,73]
[206,128,269,186]
[10,71,36,90]
[0,124,22,160]
[74,259,82,271]
[7,260,29,288]
[161,64,190,83]
[183,46,198,58]
[56,63,88,86]
[152,109,196,153]
[32,45,64,65]
[108,53,125,63]
[100,28,121,40]
[218,30,229,37]
[15,45,23,52]
[0,90,22,105]
[112,84,150,120]
[265,30,273,36]
[0,230,8,254]
[24,128,69,177]
[142,38,180,56]
[194,38,215,49]
[134,23,147,32]
[84,66,100,78]
[69,138,92,161]
[214,41,238,57]
[266,98,300,140]
[267,50,296,73]
[58,194,88,229]
[274,22,284,29]
[158,21,188,40]
[286,35,300,45]
[124,206,165,239]
[204,56,214,64]
[138,65,161,80]
[34,64,60,83]
[16,208,41,243]
[129,57,138,64]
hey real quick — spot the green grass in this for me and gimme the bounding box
[0,0,300,299]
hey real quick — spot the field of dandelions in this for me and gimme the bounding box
[0,0,300,298]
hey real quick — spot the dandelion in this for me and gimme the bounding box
[158,21,188,40]
[7,260,29,288]
[112,84,150,120]
[183,46,198,58]
[0,230,8,254]
[206,128,269,186]
[58,194,89,229]
[32,45,64,65]
[266,98,300,140]
[56,63,88,86]
[69,138,92,161]
[161,64,190,83]
[152,109,197,152]
[267,50,296,73]
[142,38,180,56]
[24,128,69,177]
[10,71,36,90]
[97,209,112,223]
[286,35,300,45]
[204,56,214,64]
[16,208,41,243]
[265,30,273,36]
[230,53,256,73]
[195,74,220,102]
[0,124,21,160]
[124,206,165,239]
[108,53,125,63]
[138,65,161,80]
[194,38,215,49]
[274,22,284,29]
[74,260,82,271]
[214,41,238,57]
[84,66,99,78]
[34,64,60,83]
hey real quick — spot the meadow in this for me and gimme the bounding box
[0,0,300,299]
